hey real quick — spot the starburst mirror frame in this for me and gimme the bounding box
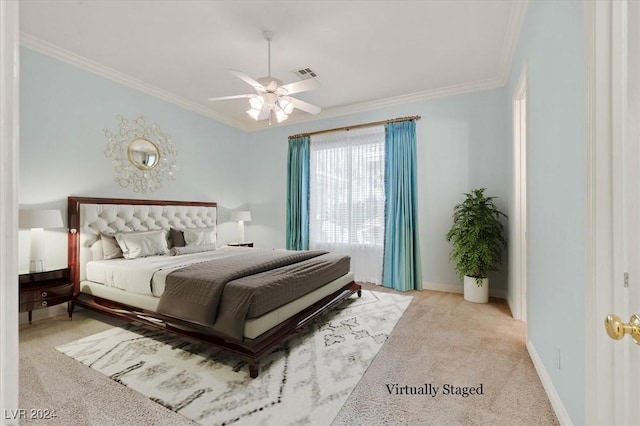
[104,115,178,193]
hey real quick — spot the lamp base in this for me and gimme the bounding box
[29,259,46,273]
[238,221,246,243]
[29,228,46,272]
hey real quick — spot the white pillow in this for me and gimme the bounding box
[101,233,124,259]
[170,244,217,256]
[90,239,104,260]
[183,227,216,247]
[115,230,169,259]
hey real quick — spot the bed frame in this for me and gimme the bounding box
[67,196,361,378]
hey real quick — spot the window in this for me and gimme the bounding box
[309,126,385,283]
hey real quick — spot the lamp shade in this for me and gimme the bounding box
[19,209,63,229]
[230,211,252,222]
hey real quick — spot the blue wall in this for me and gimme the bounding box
[507,1,585,423]
[19,48,249,270]
[243,89,510,294]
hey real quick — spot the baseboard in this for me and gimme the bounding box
[423,282,507,299]
[506,294,517,319]
[526,339,573,425]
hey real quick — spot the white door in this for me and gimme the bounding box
[598,1,640,423]
[587,1,639,424]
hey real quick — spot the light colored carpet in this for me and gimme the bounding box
[54,290,411,425]
[332,286,559,426]
[19,284,559,425]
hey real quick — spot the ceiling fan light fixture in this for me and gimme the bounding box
[249,95,264,110]
[275,109,289,123]
[279,97,295,115]
[246,108,262,120]
[263,92,278,107]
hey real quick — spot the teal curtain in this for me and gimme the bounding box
[286,136,310,250]
[382,121,422,291]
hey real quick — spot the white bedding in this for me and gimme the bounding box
[85,246,252,297]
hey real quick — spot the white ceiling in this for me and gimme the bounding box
[19,1,528,131]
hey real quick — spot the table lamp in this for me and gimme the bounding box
[19,209,63,272]
[230,211,252,243]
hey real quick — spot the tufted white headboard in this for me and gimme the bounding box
[68,196,217,294]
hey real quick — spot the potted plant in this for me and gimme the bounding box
[445,188,507,303]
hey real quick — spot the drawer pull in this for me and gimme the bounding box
[41,301,48,307]
[41,291,48,298]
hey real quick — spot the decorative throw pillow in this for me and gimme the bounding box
[183,227,216,247]
[90,238,104,260]
[169,228,186,248]
[101,233,123,259]
[169,244,217,256]
[115,229,169,259]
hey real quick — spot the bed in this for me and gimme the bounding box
[68,196,361,377]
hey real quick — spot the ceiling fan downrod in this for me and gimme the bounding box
[263,30,272,77]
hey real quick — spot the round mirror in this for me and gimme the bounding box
[128,138,160,170]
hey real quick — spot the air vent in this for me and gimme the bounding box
[293,67,318,80]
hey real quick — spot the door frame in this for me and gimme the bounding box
[511,66,528,322]
[0,0,20,421]
[623,1,640,422]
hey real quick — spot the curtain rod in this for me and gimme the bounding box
[288,115,421,139]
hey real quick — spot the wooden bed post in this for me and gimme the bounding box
[249,361,260,378]
[67,197,80,298]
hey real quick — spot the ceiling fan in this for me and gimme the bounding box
[208,31,321,125]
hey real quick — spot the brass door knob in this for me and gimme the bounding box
[605,314,640,345]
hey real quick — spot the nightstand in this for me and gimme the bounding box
[19,267,73,324]
[227,242,254,247]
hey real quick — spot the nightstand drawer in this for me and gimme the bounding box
[20,282,73,304]
[21,293,72,312]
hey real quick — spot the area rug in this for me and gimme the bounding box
[56,290,411,425]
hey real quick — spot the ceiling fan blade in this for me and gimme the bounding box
[207,94,254,101]
[290,97,322,115]
[279,78,320,95]
[229,69,265,91]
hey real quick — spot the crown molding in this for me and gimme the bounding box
[245,76,505,131]
[319,76,505,119]
[19,33,249,130]
[497,0,529,85]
